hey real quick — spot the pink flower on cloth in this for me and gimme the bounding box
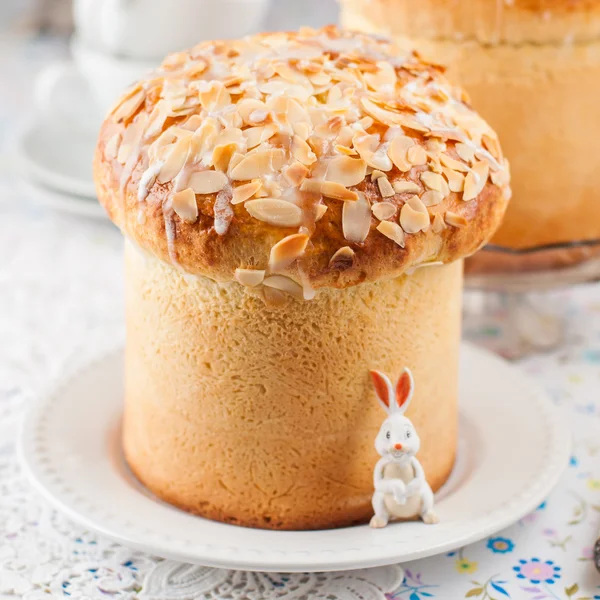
[513,558,561,584]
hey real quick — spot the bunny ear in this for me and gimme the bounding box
[370,370,394,414]
[395,368,414,414]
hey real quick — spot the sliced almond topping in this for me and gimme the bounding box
[244,124,277,149]
[235,268,265,287]
[283,162,309,186]
[455,142,475,163]
[334,144,357,156]
[367,146,393,171]
[342,191,371,243]
[325,156,367,187]
[212,143,238,172]
[420,171,445,192]
[463,160,490,201]
[292,135,317,166]
[491,169,510,187]
[269,233,310,271]
[248,109,269,125]
[364,61,397,91]
[329,246,355,269]
[393,180,421,194]
[440,153,469,172]
[360,97,404,127]
[400,195,430,233]
[442,167,465,193]
[172,188,198,222]
[300,180,358,202]
[180,114,203,132]
[158,136,191,184]
[113,88,145,122]
[189,170,228,194]
[263,275,304,300]
[314,203,328,221]
[104,133,121,159]
[237,98,269,124]
[388,136,414,172]
[372,202,396,220]
[245,198,303,228]
[421,190,444,206]
[197,81,231,112]
[377,177,395,198]
[406,145,427,166]
[432,213,447,233]
[231,180,262,204]
[482,133,502,160]
[371,170,386,181]
[230,149,286,181]
[376,220,405,247]
[445,211,467,227]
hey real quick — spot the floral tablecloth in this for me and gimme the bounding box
[1,32,600,600]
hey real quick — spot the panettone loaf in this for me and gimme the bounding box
[94,27,510,529]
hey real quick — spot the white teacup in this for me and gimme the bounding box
[73,0,271,60]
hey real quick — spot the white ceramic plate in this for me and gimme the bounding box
[14,112,97,200]
[18,342,569,573]
[18,179,108,221]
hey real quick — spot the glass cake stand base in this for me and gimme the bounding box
[463,248,600,359]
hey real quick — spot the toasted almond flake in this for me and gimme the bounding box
[263,275,304,300]
[371,170,386,181]
[329,246,355,269]
[197,81,231,111]
[400,195,430,233]
[342,191,371,243]
[113,88,145,122]
[482,133,501,160]
[376,220,405,247]
[455,142,475,163]
[235,268,265,287]
[300,179,358,202]
[283,162,309,186]
[292,135,317,166]
[230,149,286,181]
[393,180,421,194]
[367,146,393,171]
[377,177,395,198]
[406,145,427,166]
[491,169,510,187]
[372,202,396,220]
[440,153,469,172]
[442,167,465,192]
[245,198,303,227]
[237,98,268,124]
[172,188,198,222]
[421,190,444,206]
[364,61,397,90]
[432,212,447,233]
[445,211,467,227]
[189,170,228,194]
[105,133,121,159]
[360,97,404,127]
[420,171,444,192]
[158,136,191,183]
[269,233,310,271]
[325,156,367,187]
[232,180,262,204]
[248,109,269,124]
[212,143,238,172]
[314,203,328,221]
[181,114,203,132]
[294,121,311,140]
[388,136,414,172]
[244,124,277,149]
[334,144,357,156]
[463,160,490,201]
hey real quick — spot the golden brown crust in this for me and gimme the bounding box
[94,26,510,294]
[340,0,600,44]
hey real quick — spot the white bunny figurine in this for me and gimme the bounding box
[369,368,439,528]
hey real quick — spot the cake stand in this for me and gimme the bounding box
[18,341,569,573]
[464,240,600,359]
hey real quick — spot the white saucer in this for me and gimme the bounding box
[18,179,108,221]
[14,115,97,200]
[18,342,569,573]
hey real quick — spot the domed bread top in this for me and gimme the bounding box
[94,26,510,300]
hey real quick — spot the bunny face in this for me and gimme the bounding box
[370,368,420,459]
[375,413,421,459]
